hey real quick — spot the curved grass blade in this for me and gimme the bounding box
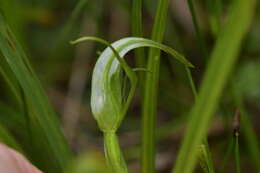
[0,14,72,173]
[172,0,256,172]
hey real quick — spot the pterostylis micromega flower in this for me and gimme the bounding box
[71,36,193,173]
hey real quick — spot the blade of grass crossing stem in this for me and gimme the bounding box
[186,68,215,173]
[172,0,256,173]
[142,0,170,172]
[0,14,72,173]
[186,1,215,172]
[186,67,215,173]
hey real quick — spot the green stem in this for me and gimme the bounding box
[141,0,170,172]
[235,133,240,173]
[132,0,146,103]
[104,132,128,173]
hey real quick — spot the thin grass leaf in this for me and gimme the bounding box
[172,0,256,173]
[0,14,72,173]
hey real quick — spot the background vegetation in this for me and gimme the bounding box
[0,0,260,172]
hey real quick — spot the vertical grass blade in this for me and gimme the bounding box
[132,0,145,68]
[132,0,146,101]
[186,1,215,172]
[141,0,170,172]
[172,0,256,172]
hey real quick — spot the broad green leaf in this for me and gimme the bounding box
[0,13,72,173]
[0,102,25,130]
[72,36,193,132]
[172,0,256,173]
[0,124,22,153]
